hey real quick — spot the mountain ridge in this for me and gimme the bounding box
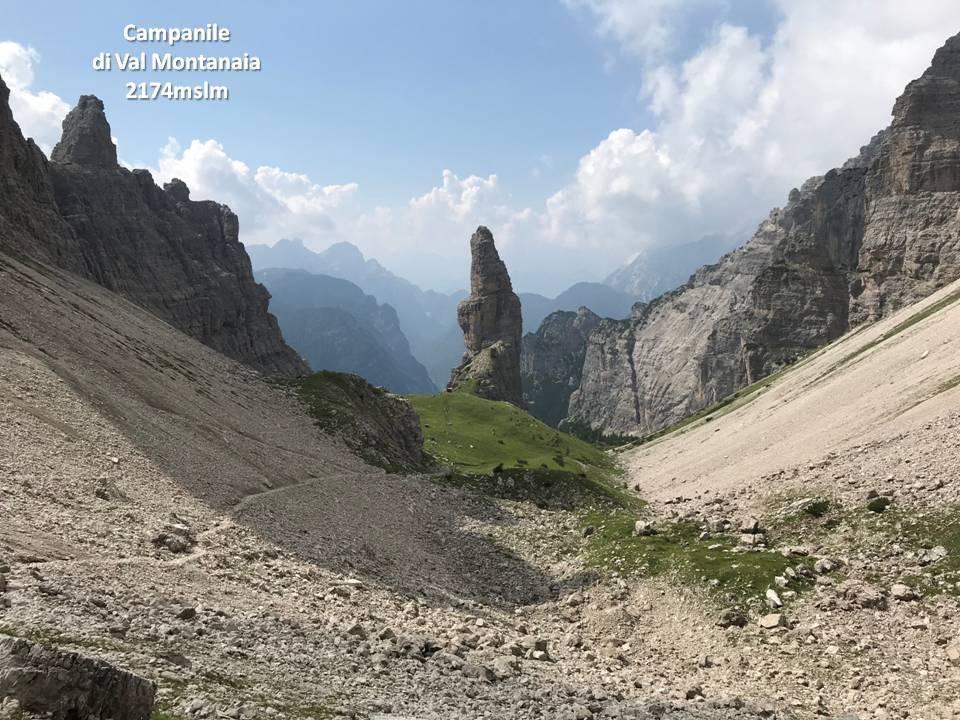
[563,31,960,437]
[256,267,436,393]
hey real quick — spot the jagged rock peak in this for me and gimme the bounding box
[51,95,118,168]
[164,178,191,202]
[892,32,960,136]
[448,226,524,406]
[468,225,514,299]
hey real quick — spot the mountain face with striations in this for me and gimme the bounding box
[0,85,306,377]
[256,268,436,394]
[520,307,600,427]
[566,32,960,437]
[448,226,524,406]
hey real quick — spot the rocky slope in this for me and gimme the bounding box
[619,276,960,719]
[256,268,435,393]
[568,32,960,437]
[447,227,524,406]
[0,82,305,377]
[520,308,600,427]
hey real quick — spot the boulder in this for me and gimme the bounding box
[0,635,154,719]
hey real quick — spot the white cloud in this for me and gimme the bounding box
[542,1,959,263]
[152,139,537,291]
[6,7,957,296]
[564,0,686,62]
[0,41,70,153]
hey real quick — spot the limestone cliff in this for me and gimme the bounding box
[568,32,960,437]
[0,76,307,377]
[447,226,524,406]
[520,307,600,427]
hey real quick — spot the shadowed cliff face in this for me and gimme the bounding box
[521,307,600,427]
[567,31,960,437]
[0,75,306,377]
[448,226,524,406]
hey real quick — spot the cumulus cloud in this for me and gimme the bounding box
[0,41,70,153]
[6,6,957,295]
[153,138,358,243]
[543,1,958,263]
[153,139,534,290]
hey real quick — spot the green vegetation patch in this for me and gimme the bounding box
[857,506,960,596]
[407,390,637,509]
[582,510,814,603]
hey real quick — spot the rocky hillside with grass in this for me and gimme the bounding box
[566,32,960,437]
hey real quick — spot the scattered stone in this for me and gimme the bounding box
[740,516,763,534]
[492,655,520,679]
[461,663,495,682]
[866,496,892,513]
[917,545,948,566]
[717,607,748,628]
[890,583,917,602]
[759,613,785,630]
[345,622,368,639]
[633,520,656,537]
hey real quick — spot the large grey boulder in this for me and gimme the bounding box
[0,636,155,719]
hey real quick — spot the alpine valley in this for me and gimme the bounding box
[2,20,960,720]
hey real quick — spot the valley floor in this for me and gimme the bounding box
[2,256,960,719]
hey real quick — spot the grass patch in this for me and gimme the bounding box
[859,506,960,596]
[582,510,814,604]
[407,390,638,510]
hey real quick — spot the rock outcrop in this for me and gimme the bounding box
[568,32,960,437]
[447,226,524,406]
[521,307,600,427]
[0,636,155,719]
[0,74,306,377]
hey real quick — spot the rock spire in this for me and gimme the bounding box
[447,226,524,406]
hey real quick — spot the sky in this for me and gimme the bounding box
[2,1,957,294]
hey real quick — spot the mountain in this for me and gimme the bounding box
[7,94,306,377]
[603,234,739,301]
[519,282,636,332]
[256,268,436,393]
[248,239,465,386]
[565,33,960,436]
[520,307,600,427]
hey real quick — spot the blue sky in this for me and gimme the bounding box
[4,1,774,206]
[1,2,955,293]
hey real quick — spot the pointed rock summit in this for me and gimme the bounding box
[51,95,118,168]
[447,226,524,406]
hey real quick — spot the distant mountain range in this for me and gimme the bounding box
[248,239,650,388]
[520,283,636,332]
[249,239,466,387]
[256,268,436,394]
[603,235,739,300]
